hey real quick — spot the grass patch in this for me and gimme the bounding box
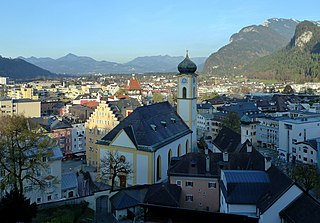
[32,202,94,223]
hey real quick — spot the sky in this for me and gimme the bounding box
[1,0,319,63]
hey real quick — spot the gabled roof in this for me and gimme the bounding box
[168,148,266,178]
[82,100,99,108]
[168,152,222,178]
[98,102,191,151]
[213,127,241,153]
[218,102,260,117]
[127,76,142,90]
[110,185,149,210]
[144,183,181,207]
[221,170,269,204]
[50,119,72,130]
[61,172,78,190]
[257,166,295,214]
[295,139,318,151]
[280,193,320,223]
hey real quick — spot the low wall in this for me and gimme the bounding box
[37,189,116,211]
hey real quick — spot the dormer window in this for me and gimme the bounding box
[150,124,157,131]
[171,118,176,123]
[161,121,167,127]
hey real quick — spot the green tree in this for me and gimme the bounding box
[0,189,37,223]
[0,115,52,195]
[100,151,133,191]
[152,92,165,103]
[291,163,320,192]
[283,85,295,94]
[222,111,241,133]
[198,136,208,153]
[305,87,315,95]
[200,92,219,101]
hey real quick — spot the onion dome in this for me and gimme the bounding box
[178,50,197,74]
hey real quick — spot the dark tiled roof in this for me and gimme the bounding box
[108,98,140,121]
[197,103,213,110]
[61,172,78,190]
[74,94,93,100]
[221,170,269,204]
[144,183,181,207]
[98,102,191,151]
[168,148,266,178]
[168,152,222,178]
[213,127,241,153]
[295,139,318,151]
[257,165,294,214]
[218,102,259,117]
[272,95,289,112]
[110,185,149,210]
[50,119,72,130]
[280,193,320,223]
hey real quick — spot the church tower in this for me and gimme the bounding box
[177,51,198,152]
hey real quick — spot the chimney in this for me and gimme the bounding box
[264,157,272,171]
[247,142,252,153]
[206,154,210,173]
[223,152,228,162]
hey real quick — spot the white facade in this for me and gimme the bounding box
[177,74,197,151]
[153,134,191,183]
[72,123,86,154]
[0,77,8,85]
[197,113,222,140]
[100,133,191,186]
[278,117,320,160]
[25,153,62,204]
[293,141,318,165]
[256,117,280,149]
[258,185,302,223]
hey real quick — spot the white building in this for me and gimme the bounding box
[0,76,9,85]
[256,116,281,150]
[21,146,62,204]
[278,116,320,161]
[72,123,86,154]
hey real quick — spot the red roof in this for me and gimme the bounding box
[108,94,130,100]
[83,101,99,108]
[127,77,142,90]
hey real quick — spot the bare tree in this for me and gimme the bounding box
[0,115,52,196]
[100,150,133,191]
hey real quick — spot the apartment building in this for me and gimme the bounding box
[278,116,320,161]
[0,98,41,117]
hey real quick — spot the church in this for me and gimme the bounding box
[96,52,198,186]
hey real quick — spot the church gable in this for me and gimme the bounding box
[110,129,137,149]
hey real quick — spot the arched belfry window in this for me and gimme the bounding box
[183,87,187,99]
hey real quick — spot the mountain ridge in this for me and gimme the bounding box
[244,20,320,81]
[20,54,206,75]
[203,18,299,76]
[0,56,56,80]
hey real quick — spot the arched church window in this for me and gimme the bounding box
[178,144,182,157]
[168,149,172,166]
[186,139,189,153]
[157,155,162,181]
[183,87,187,99]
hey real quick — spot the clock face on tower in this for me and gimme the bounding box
[181,78,188,84]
